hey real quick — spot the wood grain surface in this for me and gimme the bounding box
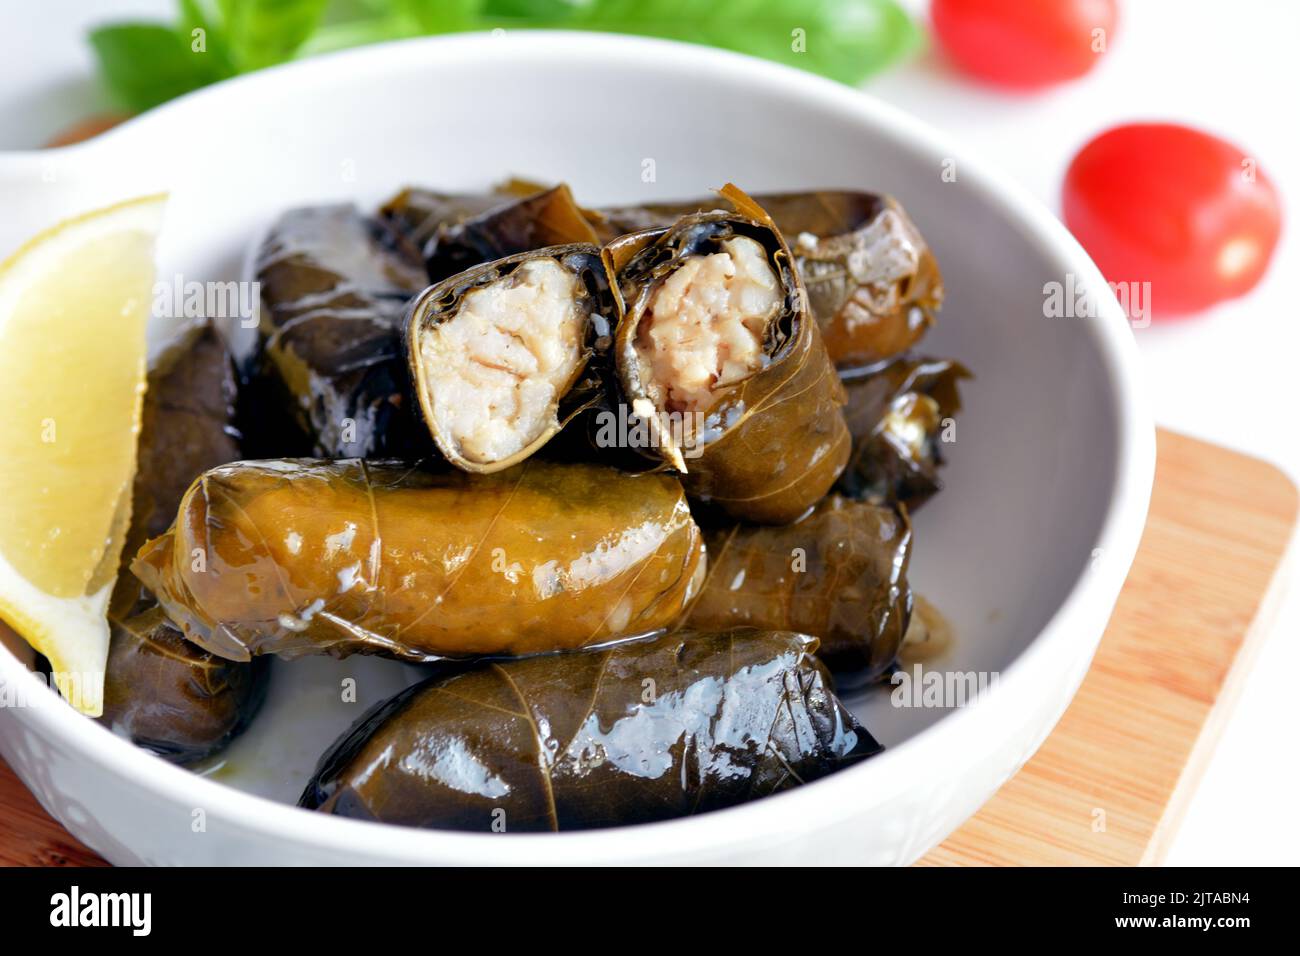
[1,430,1294,867]
[919,430,1297,866]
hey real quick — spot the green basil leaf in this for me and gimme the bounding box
[88,23,228,112]
[295,18,411,57]
[216,0,331,71]
[482,0,585,18]
[176,0,236,76]
[393,0,483,33]
[88,0,920,114]
[567,0,922,86]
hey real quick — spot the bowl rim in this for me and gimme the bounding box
[0,30,1155,864]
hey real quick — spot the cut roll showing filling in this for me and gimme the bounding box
[405,244,610,473]
[597,189,945,368]
[422,258,581,464]
[634,235,781,415]
[606,185,850,525]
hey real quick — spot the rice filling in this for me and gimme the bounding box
[420,258,583,464]
[635,236,780,414]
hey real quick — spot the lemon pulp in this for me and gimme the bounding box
[0,195,164,715]
[0,232,152,594]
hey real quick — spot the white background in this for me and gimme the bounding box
[1,0,1296,865]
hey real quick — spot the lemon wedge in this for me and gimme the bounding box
[0,194,165,716]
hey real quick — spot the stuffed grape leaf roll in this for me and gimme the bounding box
[838,356,970,509]
[604,185,850,524]
[420,184,601,284]
[251,204,431,459]
[102,322,268,763]
[103,606,268,764]
[132,459,706,663]
[403,244,615,473]
[378,188,505,262]
[378,182,601,285]
[300,628,879,831]
[686,495,912,685]
[600,189,944,367]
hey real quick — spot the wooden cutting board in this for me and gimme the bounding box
[920,429,1297,866]
[1,430,1294,867]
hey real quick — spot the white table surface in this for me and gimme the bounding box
[3,0,1296,866]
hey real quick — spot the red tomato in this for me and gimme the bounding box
[1063,124,1282,319]
[931,0,1118,90]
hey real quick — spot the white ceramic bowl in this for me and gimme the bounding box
[0,32,1154,865]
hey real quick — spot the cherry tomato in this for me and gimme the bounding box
[931,0,1119,90]
[1063,124,1282,319]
